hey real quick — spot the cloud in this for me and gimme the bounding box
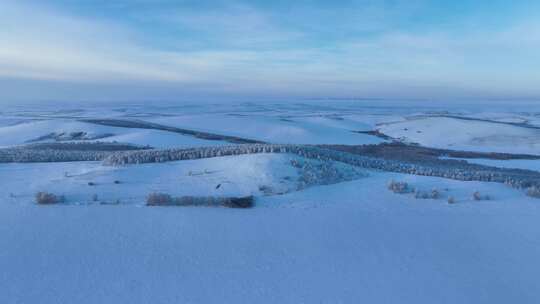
[0,1,188,83]
[0,0,539,102]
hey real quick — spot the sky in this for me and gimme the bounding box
[0,0,539,103]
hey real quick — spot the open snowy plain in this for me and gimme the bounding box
[1,101,540,303]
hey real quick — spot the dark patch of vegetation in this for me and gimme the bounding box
[100,200,121,205]
[321,142,540,162]
[353,130,394,141]
[526,186,540,198]
[146,193,173,205]
[221,196,255,208]
[0,142,150,163]
[35,192,64,204]
[146,192,254,208]
[387,180,413,194]
[433,114,540,130]
[27,131,115,143]
[414,189,440,200]
[473,191,491,201]
[104,143,540,190]
[81,118,264,144]
[23,142,150,151]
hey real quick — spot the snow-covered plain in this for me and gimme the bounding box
[1,101,540,303]
[377,116,540,154]
[148,112,385,145]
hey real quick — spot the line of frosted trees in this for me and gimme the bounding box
[3,143,540,190]
[103,144,540,189]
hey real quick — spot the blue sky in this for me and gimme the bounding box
[1,0,539,103]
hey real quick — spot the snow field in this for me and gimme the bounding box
[378,116,540,154]
[2,172,540,304]
[0,119,228,149]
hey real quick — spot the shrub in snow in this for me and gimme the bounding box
[146,194,254,208]
[388,180,412,194]
[88,182,95,186]
[526,186,540,198]
[174,196,255,208]
[473,191,490,201]
[447,196,456,204]
[258,185,273,195]
[114,180,121,184]
[146,193,173,206]
[35,192,64,204]
[92,194,99,202]
[100,199,121,205]
[413,188,440,200]
[415,191,429,199]
[221,196,254,209]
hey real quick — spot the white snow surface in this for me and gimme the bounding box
[2,171,540,303]
[0,119,227,149]
[378,116,540,154]
[149,113,385,145]
[2,103,540,303]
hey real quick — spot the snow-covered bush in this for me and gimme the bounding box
[173,196,254,208]
[35,192,64,204]
[414,191,429,199]
[412,188,441,200]
[146,193,173,206]
[258,185,274,195]
[146,194,254,208]
[221,196,254,208]
[100,199,121,205]
[473,191,490,201]
[526,186,540,198]
[388,180,412,194]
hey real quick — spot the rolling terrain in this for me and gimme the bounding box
[2,101,540,304]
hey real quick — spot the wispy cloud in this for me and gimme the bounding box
[0,0,539,102]
[0,1,188,82]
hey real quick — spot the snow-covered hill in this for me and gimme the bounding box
[0,119,228,149]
